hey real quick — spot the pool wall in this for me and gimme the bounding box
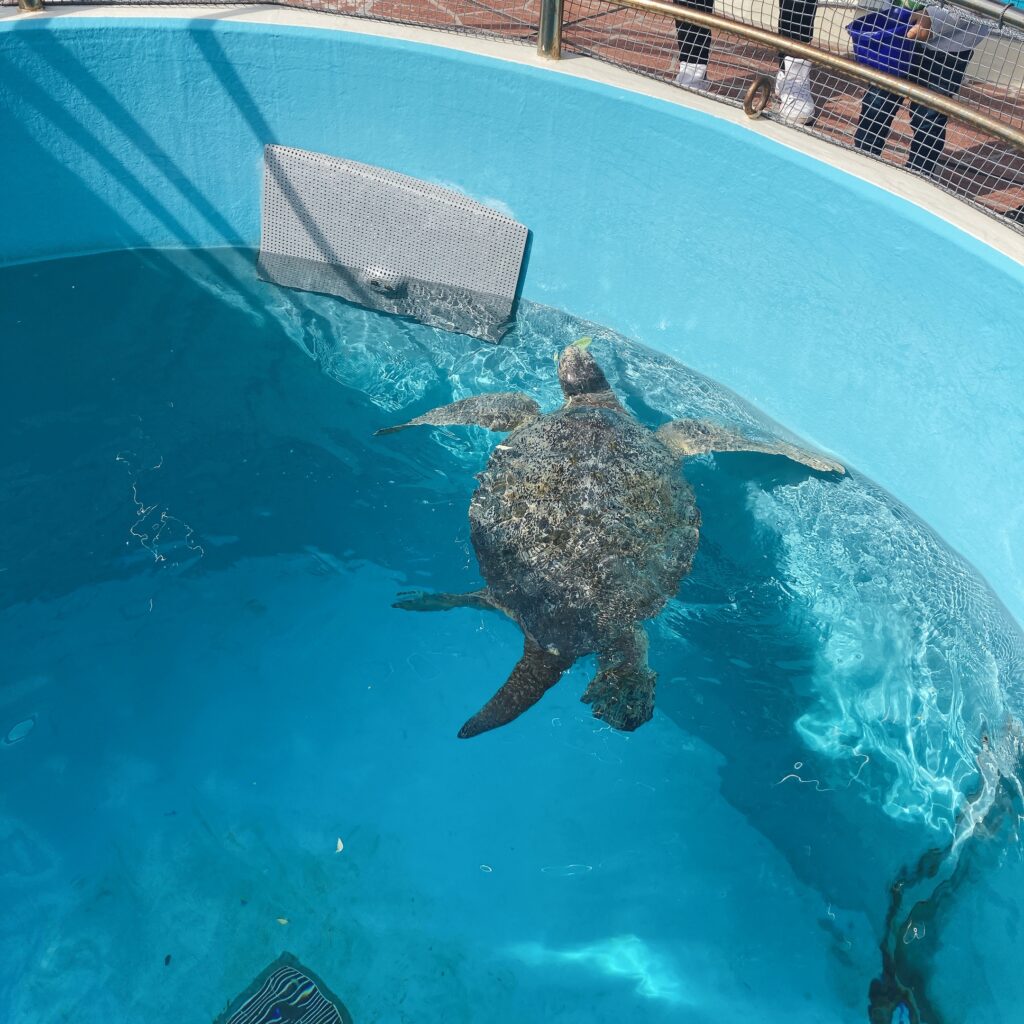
[2,13,1024,621]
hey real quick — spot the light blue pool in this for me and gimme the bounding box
[2,13,1024,1024]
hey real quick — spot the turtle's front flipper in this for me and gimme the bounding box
[657,419,845,474]
[582,625,657,731]
[393,589,498,613]
[374,393,540,436]
[458,641,573,739]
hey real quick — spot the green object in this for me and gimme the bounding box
[572,336,593,349]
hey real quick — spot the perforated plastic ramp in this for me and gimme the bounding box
[213,953,353,1024]
[258,145,528,342]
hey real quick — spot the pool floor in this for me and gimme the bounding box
[2,248,1023,1023]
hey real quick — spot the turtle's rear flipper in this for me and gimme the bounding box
[374,393,540,436]
[583,625,656,731]
[657,419,844,474]
[458,641,573,739]
[393,589,497,613]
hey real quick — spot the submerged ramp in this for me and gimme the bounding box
[258,145,528,342]
[215,954,353,1024]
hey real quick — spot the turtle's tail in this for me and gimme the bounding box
[582,626,657,731]
[458,641,573,738]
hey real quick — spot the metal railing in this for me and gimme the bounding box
[555,0,1024,142]
[5,0,1024,231]
[556,0,1024,226]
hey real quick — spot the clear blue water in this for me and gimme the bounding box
[2,248,1024,1023]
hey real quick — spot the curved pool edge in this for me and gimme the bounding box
[3,8,1024,628]
[3,4,1022,269]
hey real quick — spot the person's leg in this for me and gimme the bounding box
[908,48,971,175]
[674,0,714,87]
[775,0,818,123]
[853,44,922,157]
[854,87,905,155]
[778,0,818,49]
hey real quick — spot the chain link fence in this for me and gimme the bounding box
[4,0,1024,229]
[562,0,1024,226]
[260,0,540,40]
[0,0,540,40]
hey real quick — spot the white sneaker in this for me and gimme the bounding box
[674,61,709,91]
[775,57,815,125]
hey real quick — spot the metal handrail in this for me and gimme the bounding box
[539,0,565,55]
[540,0,1024,153]
[953,0,1024,33]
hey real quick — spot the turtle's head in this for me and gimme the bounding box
[558,342,610,399]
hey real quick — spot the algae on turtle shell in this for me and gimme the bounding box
[377,343,843,738]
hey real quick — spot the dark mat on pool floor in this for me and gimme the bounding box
[214,953,353,1024]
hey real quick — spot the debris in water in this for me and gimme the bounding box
[3,717,35,745]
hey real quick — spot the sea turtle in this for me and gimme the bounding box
[376,341,843,739]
